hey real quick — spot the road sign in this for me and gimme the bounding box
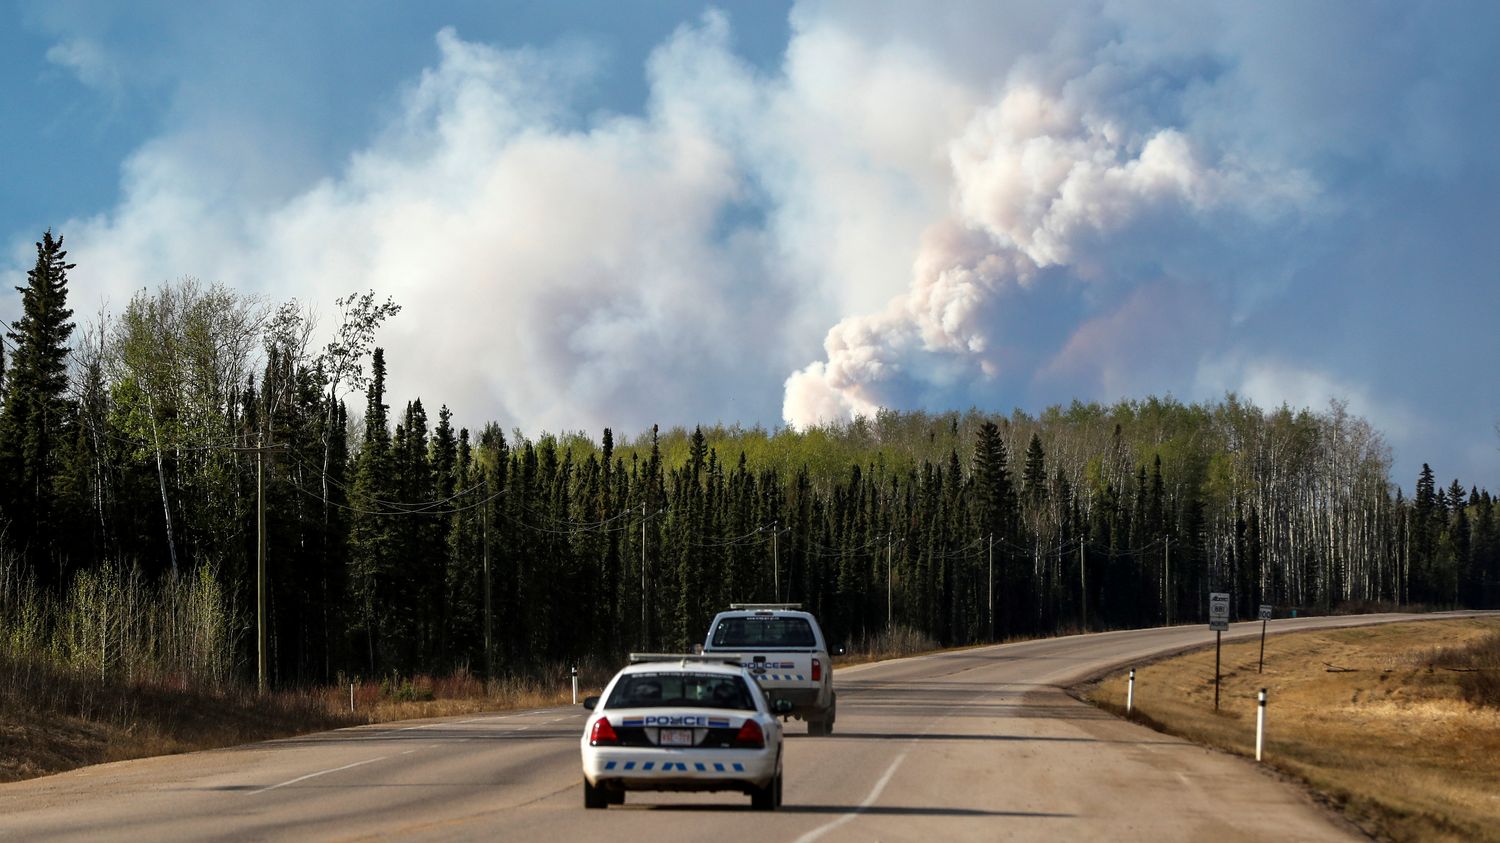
[1258,604,1272,621]
[1209,592,1230,632]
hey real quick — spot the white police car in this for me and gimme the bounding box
[579,654,791,810]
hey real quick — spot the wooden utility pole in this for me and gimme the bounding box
[482,478,493,679]
[236,440,286,695]
[772,520,780,601]
[886,532,894,627]
[641,502,648,649]
[1164,536,1172,626]
[257,444,266,693]
[987,533,994,638]
[1079,540,1087,632]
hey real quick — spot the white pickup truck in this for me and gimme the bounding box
[701,604,837,735]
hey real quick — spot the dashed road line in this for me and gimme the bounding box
[249,756,389,795]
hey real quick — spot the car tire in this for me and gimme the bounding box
[584,780,608,809]
[608,788,625,805]
[752,771,781,811]
[807,718,827,736]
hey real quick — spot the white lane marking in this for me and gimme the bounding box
[250,756,389,795]
[792,751,910,843]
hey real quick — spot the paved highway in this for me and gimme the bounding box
[3,612,1482,841]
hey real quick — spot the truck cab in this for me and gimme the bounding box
[701,604,837,735]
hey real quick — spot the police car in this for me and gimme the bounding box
[579,654,791,810]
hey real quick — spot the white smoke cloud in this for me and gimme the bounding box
[41,17,794,433]
[8,1,1498,487]
[782,77,1313,427]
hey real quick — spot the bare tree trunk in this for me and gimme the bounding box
[145,391,179,574]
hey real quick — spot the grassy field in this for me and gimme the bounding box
[1077,618,1500,842]
[0,658,604,784]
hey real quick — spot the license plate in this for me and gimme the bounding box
[659,728,693,747]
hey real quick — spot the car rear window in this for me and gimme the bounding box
[710,616,817,649]
[606,672,757,710]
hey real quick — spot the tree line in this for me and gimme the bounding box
[1,231,1496,687]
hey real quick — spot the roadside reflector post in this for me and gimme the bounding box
[350,683,355,713]
[1256,688,1267,761]
[1127,668,1135,715]
[571,666,579,705]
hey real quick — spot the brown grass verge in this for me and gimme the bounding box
[0,658,609,785]
[1075,618,1500,843]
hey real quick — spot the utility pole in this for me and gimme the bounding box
[257,440,266,694]
[482,478,493,680]
[1164,535,1172,627]
[772,520,780,601]
[641,502,648,649]
[987,533,994,639]
[237,439,286,695]
[886,532,894,627]
[1079,540,1087,632]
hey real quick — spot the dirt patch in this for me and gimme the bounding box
[1076,618,1500,843]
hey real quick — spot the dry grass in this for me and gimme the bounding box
[0,654,356,783]
[1077,618,1500,842]
[0,658,609,784]
[322,667,605,723]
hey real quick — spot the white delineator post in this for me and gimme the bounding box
[1256,688,1267,762]
[350,683,355,713]
[1127,668,1135,715]
[571,666,579,705]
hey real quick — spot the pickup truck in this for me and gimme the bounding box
[701,604,837,735]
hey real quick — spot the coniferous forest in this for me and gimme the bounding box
[1,232,1497,689]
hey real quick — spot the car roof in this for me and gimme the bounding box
[615,659,746,676]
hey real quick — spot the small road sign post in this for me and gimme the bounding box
[1257,604,1272,673]
[1209,592,1230,710]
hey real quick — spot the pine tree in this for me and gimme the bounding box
[0,230,77,585]
[1413,464,1437,602]
[349,348,395,671]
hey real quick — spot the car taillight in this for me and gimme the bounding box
[590,718,619,746]
[811,657,822,682]
[734,720,765,748]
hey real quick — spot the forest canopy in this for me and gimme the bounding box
[1,234,1494,688]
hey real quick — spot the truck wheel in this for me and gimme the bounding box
[807,718,828,736]
[583,780,608,809]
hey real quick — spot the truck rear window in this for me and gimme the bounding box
[711,616,817,649]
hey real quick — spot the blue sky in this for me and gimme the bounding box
[2,0,1497,490]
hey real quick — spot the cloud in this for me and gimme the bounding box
[1196,354,1425,456]
[8,1,1499,489]
[781,76,1313,427]
[45,37,120,92]
[40,17,798,434]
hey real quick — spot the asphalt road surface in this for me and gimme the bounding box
[3,612,1486,841]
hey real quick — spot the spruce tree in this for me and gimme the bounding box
[349,348,395,670]
[0,230,77,584]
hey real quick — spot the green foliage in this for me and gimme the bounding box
[1,235,1495,692]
